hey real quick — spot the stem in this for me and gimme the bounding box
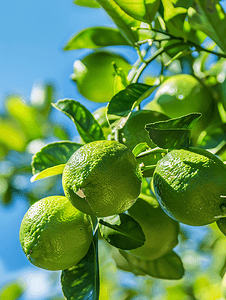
[132,42,183,83]
[137,27,226,58]
[136,147,167,159]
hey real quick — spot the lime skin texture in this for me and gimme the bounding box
[128,196,179,260]
[19,196,93,271]
[153,147,226,226]
[62,140,143,218]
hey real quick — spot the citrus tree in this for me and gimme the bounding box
[11,0,226,299]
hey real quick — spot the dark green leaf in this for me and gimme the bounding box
[99,214,145,250]
[61,230,99,300]
[188,0,226,53]
[119,249,185,280]
[64,27,130,50]
[52,100,105,143]
[32,141,83,174]
[95,0,140,45]
[74,0,100,8]
[145,113,201,149]
[107,83,157,129]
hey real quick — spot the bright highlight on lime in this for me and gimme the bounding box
[62,140,142,217]
[19,196,93,271]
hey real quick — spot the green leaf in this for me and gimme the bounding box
[64,27,130,51]
[6,96,43,140]
[99,214,146,250]
[114,0,160,23]
[61,230,99,300]
[145,113,201,149]
[107,83,157,129]
[161,0,188,37]
[31,141,83,174]
[0,281,24,300]
[30,164,65,182]
[73,0,100,8]
[188,0,226,53]
[119,249,185,279]
[132,142,150,157]
[52,100,105,143]
[95,0,141,45]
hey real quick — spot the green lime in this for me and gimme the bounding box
[145,75,212,118]
[19,196,93,271]
[153,147,226,226]
[62,140,142,217]
[121,110,169,150]
[128,196,179,260]
[72,51,131,103]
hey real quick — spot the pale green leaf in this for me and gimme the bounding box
[114,0,160,23]
[74,0,100,8]
[30,164,65,182]
[95,0,141,45]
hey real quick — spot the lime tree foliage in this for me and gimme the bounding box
[17,0,226,299]
[0,82,73,207]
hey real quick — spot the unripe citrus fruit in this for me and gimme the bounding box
[153,148,226,226]
[145,75,212,118]
[19,196,93,271]
[72,51,131,103]
[121,110,169,150]
[128,196,179,260]
[62,140,142,217]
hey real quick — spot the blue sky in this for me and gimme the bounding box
[1,0,119,112]
[1,1,226,299]
[1,2,117,299]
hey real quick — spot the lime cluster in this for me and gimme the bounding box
[20,140,144,270]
